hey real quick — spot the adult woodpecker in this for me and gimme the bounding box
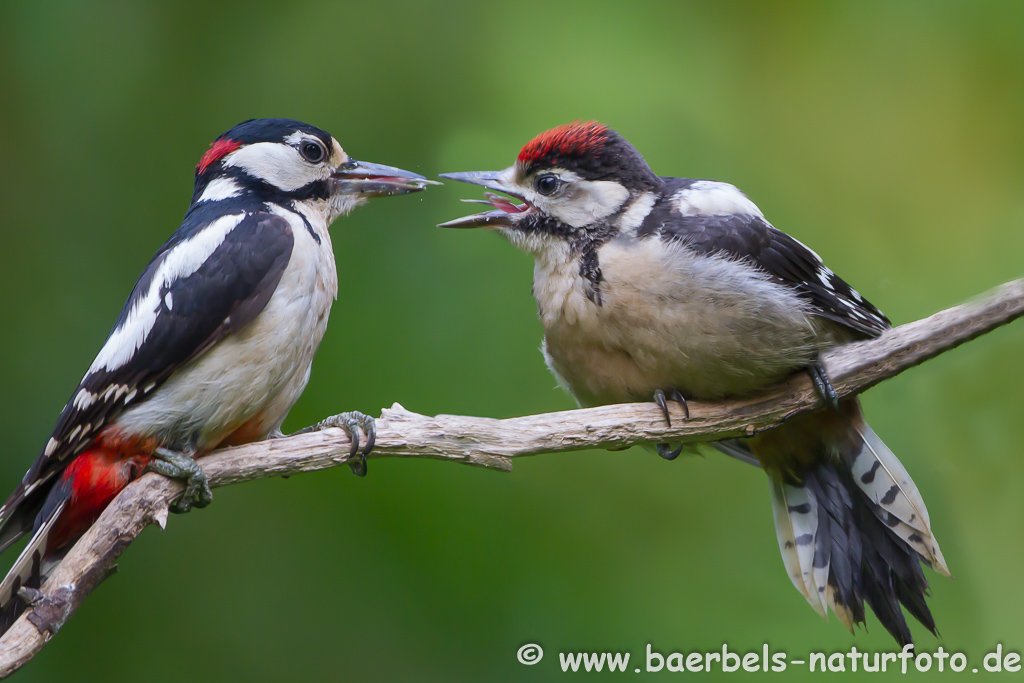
[0,118,431,631]
[439,121,949,645]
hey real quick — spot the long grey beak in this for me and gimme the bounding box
[437,171,516,195]
[437,170,526,228]
[331,160,438,198]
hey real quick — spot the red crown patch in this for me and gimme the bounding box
[517,121,609,165]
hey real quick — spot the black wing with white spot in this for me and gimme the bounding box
[639,178,890,338]
[23,207,294,489]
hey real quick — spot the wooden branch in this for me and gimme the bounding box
[0,277,1021,676]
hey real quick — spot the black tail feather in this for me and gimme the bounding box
[803,461,935,645]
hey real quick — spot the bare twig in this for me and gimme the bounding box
[0,278,1021,676]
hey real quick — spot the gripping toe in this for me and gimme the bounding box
[147,448,211,514]
[300,411,376,476]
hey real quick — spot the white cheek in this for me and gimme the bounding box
[224,142,325,192]
[538,180,630,228]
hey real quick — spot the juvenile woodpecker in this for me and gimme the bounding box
[440,121,949,645]
[0,118,431,631]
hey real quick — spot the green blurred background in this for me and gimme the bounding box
[1,1,1023,680]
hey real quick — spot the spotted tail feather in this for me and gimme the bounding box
[762,402,944,646]
[769,477,826,616]
[850,423,949,577]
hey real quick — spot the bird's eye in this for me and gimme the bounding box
[535,174,560,196]
[300,140,326,163]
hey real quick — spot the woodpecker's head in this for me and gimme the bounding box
[439,121,661,253]
[191,118,431,222]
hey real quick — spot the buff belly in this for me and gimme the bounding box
[538,236,830,405]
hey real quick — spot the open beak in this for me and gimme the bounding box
[331,159,438,198]
[437,170,533,228]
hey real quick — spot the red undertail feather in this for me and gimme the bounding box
[46,433,154,553]
[518,121,609,164]
[0,431,153,632]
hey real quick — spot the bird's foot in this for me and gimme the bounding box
[654,388,689,424]
[147,448,212,513]
[807,360,839,411]
[653,389,689,461]
[295,411,375,477]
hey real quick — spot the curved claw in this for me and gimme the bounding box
[347,412,375,477]
[147,447,212,514]
[653,389,689,462]
[670,389,690,420]
[360,415,376,456]
[656,443,685,461]
[807,360,839,410]
[344,419,361,459]
[654,389,671,426]
[653,388,690,426]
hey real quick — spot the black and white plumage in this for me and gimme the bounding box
[28,209,293,487]
[440,121,947,645]
[638,178,890,339]
[0,119,431,627]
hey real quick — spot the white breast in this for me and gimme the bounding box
[115,207,338,451]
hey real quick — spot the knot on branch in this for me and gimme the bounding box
[19,587,73,640]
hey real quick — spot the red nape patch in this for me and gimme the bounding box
[196,137,241,174]
[517,121,609,164]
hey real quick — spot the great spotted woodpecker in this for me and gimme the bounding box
[440,121,949,645]
[0,118,431,631]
